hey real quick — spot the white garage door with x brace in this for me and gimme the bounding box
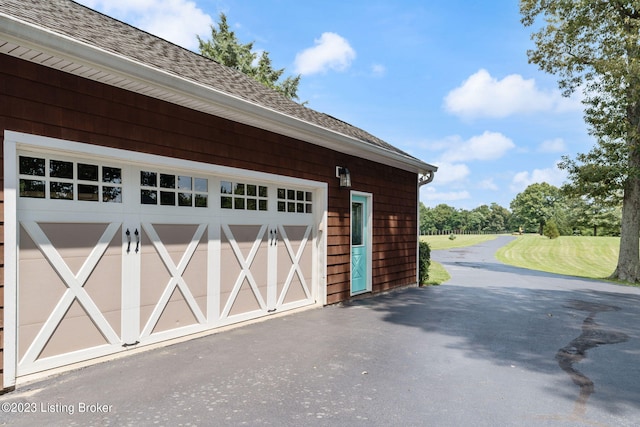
[3,131,326,386]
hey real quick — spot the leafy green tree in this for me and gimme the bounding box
[486,203,511,233]
[198,13,301,100]
[521,1,640,281]
[543,219,560,239]
[510,183,562,235]
[472,204,491,231]
[565,196,622,236]
[430,204,458,231]
[465,210,485,232]
[419,203,435,234]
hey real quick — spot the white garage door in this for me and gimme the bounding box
[5,133,325,381]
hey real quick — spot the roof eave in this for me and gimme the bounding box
[0,13,437,175]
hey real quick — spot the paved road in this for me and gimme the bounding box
[1,235,639,426]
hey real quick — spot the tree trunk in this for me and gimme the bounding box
[611,148,640,282]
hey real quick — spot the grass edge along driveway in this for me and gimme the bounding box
[421,234,499,285]
[495,234,621,282]
[422,234,635,286]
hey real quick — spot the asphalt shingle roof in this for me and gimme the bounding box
[1,0,424,163]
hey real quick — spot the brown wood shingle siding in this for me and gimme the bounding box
[0,54,418,340]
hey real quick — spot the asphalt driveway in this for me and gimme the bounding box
[1,235,639,426]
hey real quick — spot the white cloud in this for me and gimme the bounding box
[510,163,567,192]
[439,131,515,162]
[294,32,356,75]
[76,0,213,50]
[444,69,581,119]
[478,178,499,191]
[421,186,471,203]
[431,162,470,184]
[371,63,386,77]
[538,137,567,153]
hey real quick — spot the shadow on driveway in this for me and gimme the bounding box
[346,279,640,418]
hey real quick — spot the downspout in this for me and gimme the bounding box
[416,170,436,286]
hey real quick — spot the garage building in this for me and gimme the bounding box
[0,0,437,390]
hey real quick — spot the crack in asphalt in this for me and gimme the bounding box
[555,300,629,418]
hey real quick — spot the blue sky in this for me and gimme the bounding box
[77,0,592,210]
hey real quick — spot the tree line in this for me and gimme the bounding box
[421,182,622,237]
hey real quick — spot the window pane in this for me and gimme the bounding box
[160,191,175,205]
[352,202,363,246]
[103,186,122,203]
[287,189,295,200]
[19,156,45,176]
[141,189,157,204]
[297,202,304,213]
[160,174,175,189]
[221,181,232,194]
[287,202,295,212]
[140,171,157,187]
[78,184,99,201]
[103,167,122,184]
[306,204,312,213]
[234,183,245,195]
[221,196,232,209]
[277,188,286,199]
[297,190,304,201]
[259,200,268,211]
[234,197,245,209]
[178,176,192,191]
[277,201,286,212]
[195,178,208,192]
[51,160,74,179]
[50,182,74,200]
[77,163,98,181]
[247,198,257,210]
[178,193,192,207]
[259,186,268,198]
[247,184,257,197]
[195,194,208,208]
[306,192,312,202]
[19,179,45,198]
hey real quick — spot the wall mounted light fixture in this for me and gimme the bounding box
[335,166,352,188]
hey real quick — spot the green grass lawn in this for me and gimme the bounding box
[495,234,620,281]
[420,234,499,250]
[420,233,632,285]
[422,261,451,286]
[420,234,499,285]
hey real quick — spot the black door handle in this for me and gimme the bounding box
[126,228,131,253]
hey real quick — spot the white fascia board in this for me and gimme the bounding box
[0,13,437,175]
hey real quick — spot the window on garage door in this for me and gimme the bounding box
[140,170,209,207]
[18,155,123,203]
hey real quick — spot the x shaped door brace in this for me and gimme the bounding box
[276,225,312,305]
[140,223,207,337]
[220,224,269,318]
[220,224,312,318]
[18,221,312,366]
[19,221,122,365]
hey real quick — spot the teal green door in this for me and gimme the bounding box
[351,195,368,294]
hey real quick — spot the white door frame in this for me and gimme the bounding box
[3,130,328,388]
